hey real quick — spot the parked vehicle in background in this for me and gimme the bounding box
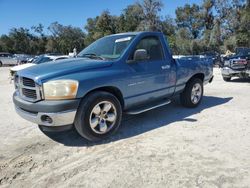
[10,54,69,78]
[27,56,40,63]
[234,48,250,60]
[221,48,250,64]
[13,32,213,141]
[14,54,33,64]
[0,52,18,66]
[221,48,250,81]
[27,56,37,63]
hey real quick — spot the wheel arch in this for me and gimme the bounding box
[188,73,205,83]
[181,73,205,92]
[81,86,125,109]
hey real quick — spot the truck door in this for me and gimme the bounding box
[124,36,176,107]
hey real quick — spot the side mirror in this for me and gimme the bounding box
[134,49,148,61]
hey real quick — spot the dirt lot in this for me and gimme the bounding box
[0,67,250,188]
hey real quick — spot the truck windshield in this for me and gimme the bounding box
[78,35,135,60]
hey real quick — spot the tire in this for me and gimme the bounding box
[180,78,203,108]
[0,61,2,67]
[223,77,231,82]
[74,91,122,141]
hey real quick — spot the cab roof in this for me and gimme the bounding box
[109,31,163,37]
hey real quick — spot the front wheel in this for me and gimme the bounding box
[74,91,122,141]
[180,78,203,108]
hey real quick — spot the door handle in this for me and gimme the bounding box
[161,65,170,70]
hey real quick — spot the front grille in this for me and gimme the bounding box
[231,60,247,70]
[15,76,41,102]
[22,77,35,87]
[22,88,37,99]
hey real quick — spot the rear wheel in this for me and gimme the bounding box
[223,77,231,82]
[74,91,122,141]
[180,78,203,108]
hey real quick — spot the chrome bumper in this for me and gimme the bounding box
[221,67,243,76]
[15,106,76,127]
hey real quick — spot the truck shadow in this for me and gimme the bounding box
[42,96,233,147]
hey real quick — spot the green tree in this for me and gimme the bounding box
[95,10,117,38]
[8,27,33,54]
[209,18,222,51]
[201,0,215,47]
[47,22,85,54]
[0,35,14,53]
[117,4,144,32]
[161,17,177,53]
[45,37,58,53]
[202,0,214,30]
[1,0,249,55]
[223,36,237,51]
[161,16,176,36]
[175,28,193,55]
[84,17,99,46]
[214,0,245,38]
[138,0,163,31]
[31,24,47,54]
[175,4,203,39]
[84,11,118,45]
[236,0,250,46]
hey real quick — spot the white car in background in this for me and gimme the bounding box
[10,54,69,78]
[0,53,18,66]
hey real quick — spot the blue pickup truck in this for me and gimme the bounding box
[13,32,213,141]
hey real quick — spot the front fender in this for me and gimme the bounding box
[50,66,127,99]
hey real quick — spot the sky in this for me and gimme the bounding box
[0,0,202,35]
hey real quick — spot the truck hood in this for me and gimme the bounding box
[18,58,113,82]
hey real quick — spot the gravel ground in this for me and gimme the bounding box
[0,67,250,188]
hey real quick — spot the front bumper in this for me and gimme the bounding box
[15,106,77,127]
[13,92,80,127]
[221,67,246,77]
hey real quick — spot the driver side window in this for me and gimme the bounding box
[130,36,164,61]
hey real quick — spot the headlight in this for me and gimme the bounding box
[43,80,79,100]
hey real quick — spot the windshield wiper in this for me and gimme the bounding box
[79,53,105,60]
